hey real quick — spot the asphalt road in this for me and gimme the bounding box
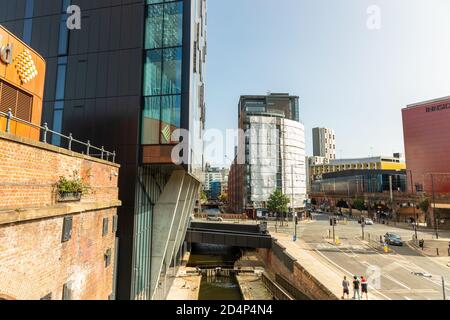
[276,213,450,300]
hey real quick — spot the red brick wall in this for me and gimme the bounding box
[0,133,120,300]
[0,208,117,300]
[0,135,119,210]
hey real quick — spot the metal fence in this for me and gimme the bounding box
[1,108,116,163]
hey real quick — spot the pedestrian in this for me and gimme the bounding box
[361,276,368,300]
[352,276,361,300]
[341,276,350,300]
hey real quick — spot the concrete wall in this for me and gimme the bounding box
[0,131,121,300]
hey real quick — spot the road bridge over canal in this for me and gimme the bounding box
[186,222,272,249]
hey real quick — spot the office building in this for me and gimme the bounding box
[309,155,406,184]
[402,96,450,230]
[228,93,306,215]
[203,164,228,199]
[0,0,207,300]
[312,127,336,160]
[402,96,450,194]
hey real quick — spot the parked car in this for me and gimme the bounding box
[364,218,374,225]
[207,215,223,222]
[384,233,403,246]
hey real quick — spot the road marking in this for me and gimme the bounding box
[383,274,411,290]
[313,249,392,300]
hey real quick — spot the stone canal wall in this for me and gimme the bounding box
[257,239,338,300]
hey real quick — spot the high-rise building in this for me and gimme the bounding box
[402,96,450,230]
[228,93,306,215]
[203,164,228,199]
[312,127,336,160]
[0,0,207,300]
[402,96,450,194]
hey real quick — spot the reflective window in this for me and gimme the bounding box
[142,0,183,146]
[143,50,162,96]
[163,2,183,47]
[23,0,34,44]
[145,5,163,50]
[161,47,182,95]
[55,62,67,100]
[58,17,69,55]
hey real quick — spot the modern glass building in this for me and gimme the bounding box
[0,0,207,300]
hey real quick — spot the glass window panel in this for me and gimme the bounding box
[163,2,183,47]
[62,0,71,13]
[23,19,33,45]
[51,106,64,146]
[142,97,161,145]
[160,95,181,144]
[25,0,34,18]
[58,18,69,55]
[55,64,67,100]
[143,50,162,96]
[161,47,182,95]
[145,4,164,49]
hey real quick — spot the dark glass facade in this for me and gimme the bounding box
[0,0,207,300]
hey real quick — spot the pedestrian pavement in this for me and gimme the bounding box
[271,232,384,300]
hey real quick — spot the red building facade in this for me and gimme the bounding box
[402,96,450,194]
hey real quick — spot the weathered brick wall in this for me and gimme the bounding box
[0,132,120,300]
[0,208,117,300]
[257,246,338,300]
[0,132,119,210]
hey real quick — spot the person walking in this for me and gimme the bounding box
[352,276,361,300]
[361,276,369,300]
[341,276,350,300]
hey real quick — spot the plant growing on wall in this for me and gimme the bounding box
[56,171,88,199]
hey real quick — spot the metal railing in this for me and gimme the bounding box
[261,273,294,300]
[1,108,116,163]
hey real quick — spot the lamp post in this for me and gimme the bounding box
[407,169,419,241]
[430,173,439,239]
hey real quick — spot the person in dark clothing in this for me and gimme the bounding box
[352,276,361,300]
[361,276,369,300]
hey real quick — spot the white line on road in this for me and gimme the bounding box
[313,249,392,300]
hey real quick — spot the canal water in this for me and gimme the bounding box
[188,244,243,300]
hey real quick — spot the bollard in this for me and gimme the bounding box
[436,248,439,256]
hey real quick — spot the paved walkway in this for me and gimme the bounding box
[236,274,273,300]
[166,267,201,300]
[272,232,384,300]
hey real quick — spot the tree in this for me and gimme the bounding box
[200,190,207,204]
[419,198,430,215]
[267,189,290,226]
[218,193,228,203]
[352,197,366,212]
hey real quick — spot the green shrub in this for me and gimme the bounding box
[56,176,88,194]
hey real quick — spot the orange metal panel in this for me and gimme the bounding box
[0,25,46,141]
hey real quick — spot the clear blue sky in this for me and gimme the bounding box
[204,0,450,166]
